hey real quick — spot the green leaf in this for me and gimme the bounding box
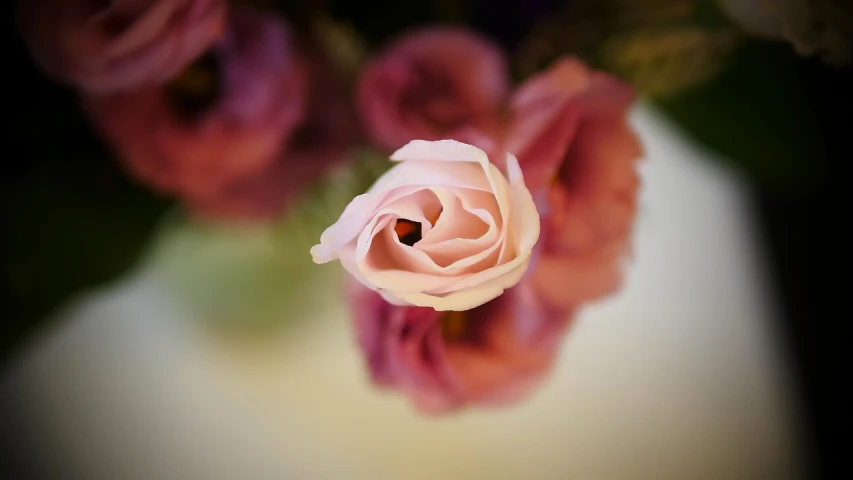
[2,94,171,364]
[147,216,326,333]
[655,41,821,186]
[147,147,391,332]
[513,0,742,95]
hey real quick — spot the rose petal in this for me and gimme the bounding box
[312,139,540,311]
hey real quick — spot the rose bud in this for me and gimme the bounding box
[504,57,643,308]
[19,0,228,93]
[311,139,540,311]
[85,9,354,221]
[357,27,509,151]
[350,280,572,413]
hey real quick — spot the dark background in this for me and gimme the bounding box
[755,60,852,479]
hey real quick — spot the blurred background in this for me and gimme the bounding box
[2,1,851,479]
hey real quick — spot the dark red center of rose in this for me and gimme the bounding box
[394,219,423,246]
[165,51,222,119]
[394,208,442,246]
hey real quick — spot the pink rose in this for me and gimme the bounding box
[19,0,227,93]
[357,27,509,151]
[85,9,353,221]
[311,140,540,311]
[188,49,358,220]
[350,280,572,413]
[504,57,643,308]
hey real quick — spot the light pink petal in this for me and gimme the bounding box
[389,139,490,165]
[368,160,491,195]
[311,192,389,263]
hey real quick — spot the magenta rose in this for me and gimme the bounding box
[357,27,510,151]
[504,57,643,308]
[19,0,227,93]
[350,280,572,413]
[85,8,354,221]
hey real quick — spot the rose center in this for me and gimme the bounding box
[165,51,222,119]
[393,208,442,247]
[394,219,422,246]
[441,310,466,341]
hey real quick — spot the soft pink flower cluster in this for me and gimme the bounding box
[330,28,643,413]
[20,4,643,413]
[19,1,356,221]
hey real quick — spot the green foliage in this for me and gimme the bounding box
[655,41,821,187]
[147,147,391,332]
[513,0,741,95]
[2,99,171,362]
[511,0,819,185]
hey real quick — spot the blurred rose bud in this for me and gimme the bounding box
[505,57,643,308]
[189,48,359,220]
[311,140,539,312]
[19,0,228,93]
[85,9,354,221]
[357,27,509,151]
[350,280,572,413]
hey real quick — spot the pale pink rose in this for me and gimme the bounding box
[85,9,352,220]
[504,57,643,308]
[19,0,227,93]
[350,280,572,413]
[357,27,509,151]
[311,139,540,311]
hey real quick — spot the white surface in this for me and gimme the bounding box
[1,105,805,480]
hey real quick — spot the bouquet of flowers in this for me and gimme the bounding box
[6,0,850,412]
